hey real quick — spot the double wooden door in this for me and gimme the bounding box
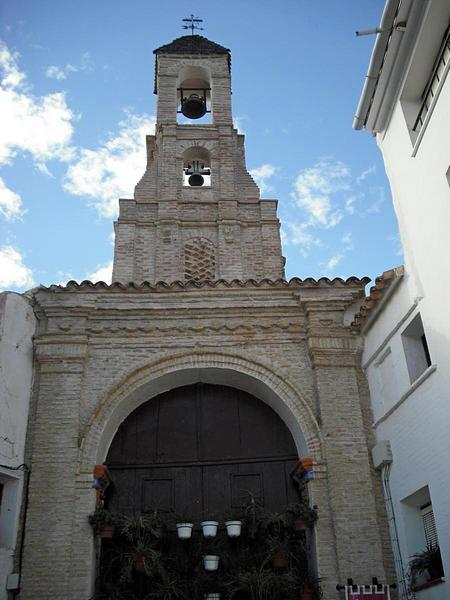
[106,384,298,519]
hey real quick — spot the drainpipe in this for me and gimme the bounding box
[353,0,402,130]
[372,441,413,599]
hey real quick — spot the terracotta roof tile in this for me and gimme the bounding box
[352,266,404,330]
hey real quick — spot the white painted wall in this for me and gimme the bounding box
[0,293,35,600]
[362,2,450,598]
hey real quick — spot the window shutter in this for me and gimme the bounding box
[421,503,439,546]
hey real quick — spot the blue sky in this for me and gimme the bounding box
[0,0,402,291]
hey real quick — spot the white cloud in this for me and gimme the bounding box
[0,177,23,220]
[0,41,76,167]
[356,164,376,184]
[323,254,343,272]
[0,42,25,89]
[88,260,113,283]
[340,232,354,250]
[250,163,278,195]
[284,222,322,257]
[45,52,95,81]
[0,245,34,290]
[63,112,156,218]
[292,158,350,228]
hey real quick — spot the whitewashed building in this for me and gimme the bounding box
[0,293,36,599]
[354,0,450,598]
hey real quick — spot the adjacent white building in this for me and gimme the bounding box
[0,293,36,599]
[354,0,450,598]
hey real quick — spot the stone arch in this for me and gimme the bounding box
[79,351,323,473]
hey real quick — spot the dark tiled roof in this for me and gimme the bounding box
[153,35,231,94]
[352,266,404,330]
[39,276,371,293]
[154,35,230,57]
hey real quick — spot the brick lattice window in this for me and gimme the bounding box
[184,237,216,282]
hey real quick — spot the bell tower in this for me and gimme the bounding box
[112,35,285,284]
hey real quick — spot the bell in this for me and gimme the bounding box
[188,173,204,186]
[181,94,206,119]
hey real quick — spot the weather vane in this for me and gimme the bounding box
[182,14,204,35]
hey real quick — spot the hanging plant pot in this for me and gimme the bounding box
[294,519,307,531]
[176,522,194,539]
[201,520,219,537]
[225,520,242,537]
[272,551,288,569]
[203,555,220,571]
[99,525,115,539]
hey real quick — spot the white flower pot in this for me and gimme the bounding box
[204,594,221,600]
[225,520,242,537]
[201,520,219,537]
[176,522,194,539]
[203,554,220,571]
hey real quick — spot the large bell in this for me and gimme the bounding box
[188,173,204,186]
[181,94,206,119]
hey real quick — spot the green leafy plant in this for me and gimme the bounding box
[409,542,444,582]
[228,567,278,600]
[145,573,188,599]
[286,502,318,529]
[88,508,116,535]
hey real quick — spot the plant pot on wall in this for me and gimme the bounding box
[225,520,242,537]
[203,555,220,571]
[176,522,194,539]
[201,521,219,537]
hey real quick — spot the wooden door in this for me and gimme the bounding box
[106,383,298,518]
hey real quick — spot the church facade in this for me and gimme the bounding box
[17,36,393,599]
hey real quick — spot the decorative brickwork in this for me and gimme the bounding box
[184,237,216,281]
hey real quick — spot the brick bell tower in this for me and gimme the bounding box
[112,35,285,284]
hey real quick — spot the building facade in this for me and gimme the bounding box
[354,1,450,598]
[0,293,35,600]
[1,35,396,599]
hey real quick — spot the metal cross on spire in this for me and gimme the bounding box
[182,14,204,35]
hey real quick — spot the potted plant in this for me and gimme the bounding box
[175,512,195,539]
[201,520,219,537]
[287,502,318,531]
[121,539,161,576]
[410,542,444,583]
[228,567,277,600]
[118,513,162,544]
[88,507,116,538]
[267,535,292,569]
[148,574,188,599]
[259,510,289,537]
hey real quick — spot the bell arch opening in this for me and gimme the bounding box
[182,146,211,187]
[177,65,212,124]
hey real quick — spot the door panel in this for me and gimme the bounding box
[106,384,298,519]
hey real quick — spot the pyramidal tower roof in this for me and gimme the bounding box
[154,35,230,57]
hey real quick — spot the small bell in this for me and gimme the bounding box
[185,160,211,187]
